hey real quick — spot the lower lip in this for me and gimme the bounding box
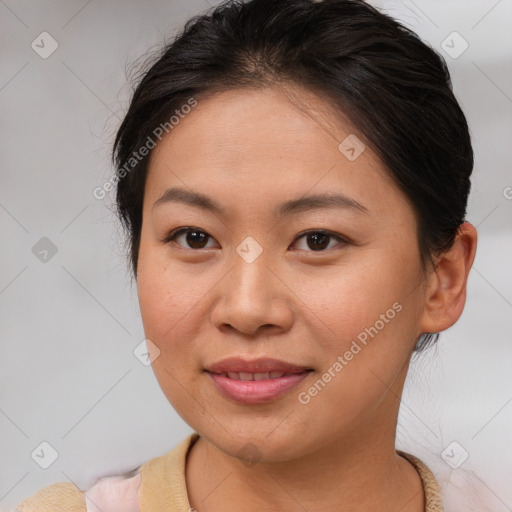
[207,371,311,404]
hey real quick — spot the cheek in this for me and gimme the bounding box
[136,240,244,402]
[136,251,207,414]
[298,254,418,345]
[137,241,201,335]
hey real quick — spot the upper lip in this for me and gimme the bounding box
[206,357,312,374]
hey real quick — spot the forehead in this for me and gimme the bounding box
[151,85,357,159]
[144,86,408,220]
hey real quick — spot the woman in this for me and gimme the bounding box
[17,0,478,510]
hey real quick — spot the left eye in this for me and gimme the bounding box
[164,228,347,252]
[292,230,347,252]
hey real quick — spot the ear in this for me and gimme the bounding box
[419,222,478,334]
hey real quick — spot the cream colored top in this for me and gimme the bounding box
[17,434,444,511]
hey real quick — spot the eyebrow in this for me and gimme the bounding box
[152,186,368,216]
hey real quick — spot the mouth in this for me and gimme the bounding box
[205,357,313,404]
[209,371,304,380]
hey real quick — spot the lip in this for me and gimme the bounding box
[205,357,313,404]
[206,357,311,374]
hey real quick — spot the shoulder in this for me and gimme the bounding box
[84,472,142,512]
[439,469,504,512]
[15,434,198,512]
[401,451,504,512]
[16,473,142,512]
[16,481,86,511]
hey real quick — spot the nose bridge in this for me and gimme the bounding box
[229,239,274,308]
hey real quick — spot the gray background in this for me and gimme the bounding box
[1,0,511,510]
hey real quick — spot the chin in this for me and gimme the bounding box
[188,413,320,464]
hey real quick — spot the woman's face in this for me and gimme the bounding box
[137,85,430,461]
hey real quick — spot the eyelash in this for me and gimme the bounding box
[163,227,351,252]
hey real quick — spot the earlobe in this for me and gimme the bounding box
[419,222,478,335]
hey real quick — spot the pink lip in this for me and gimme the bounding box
[205,357,313,404]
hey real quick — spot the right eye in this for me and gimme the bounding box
[164,227,220,250]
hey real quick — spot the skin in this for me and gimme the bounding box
[136,85,477,512]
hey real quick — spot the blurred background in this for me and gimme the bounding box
[1,0,511,510]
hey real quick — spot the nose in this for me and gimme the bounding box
[210,249,294,337]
